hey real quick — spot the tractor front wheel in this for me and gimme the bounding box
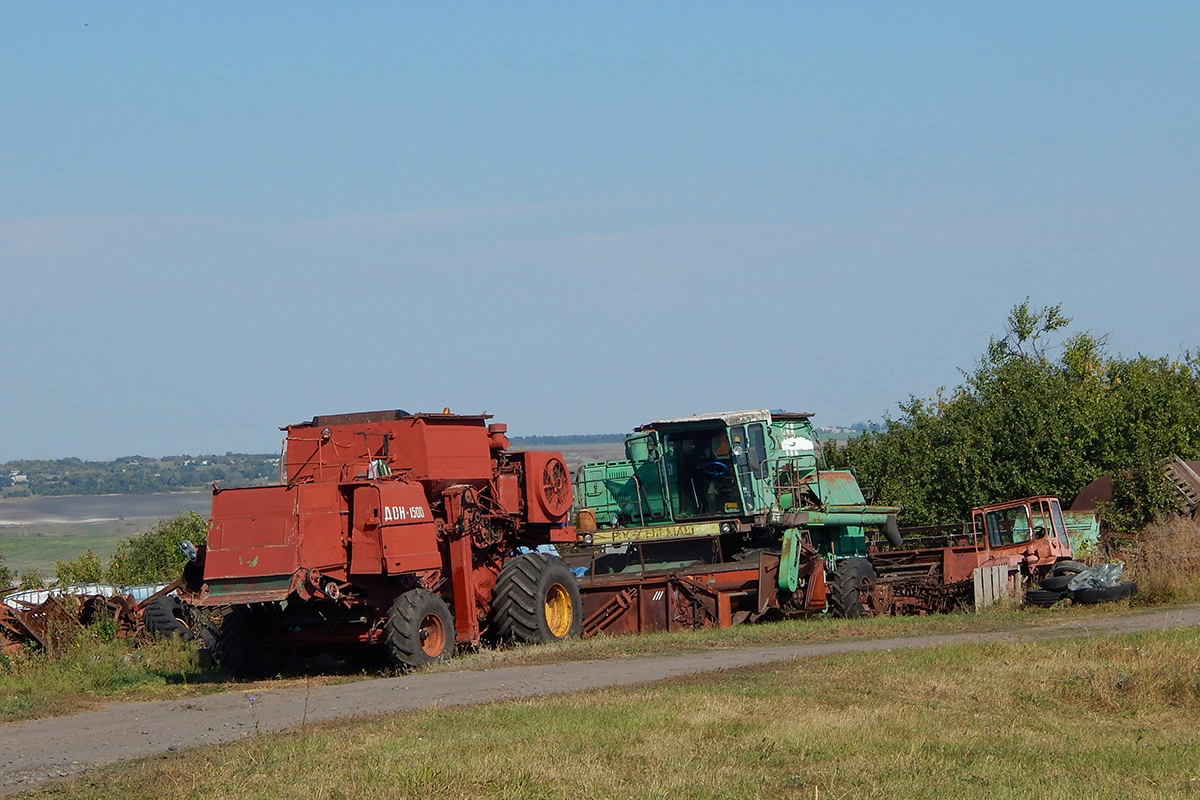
[384,589,454,669]
[492,553,582,643]
[829,558,878,618]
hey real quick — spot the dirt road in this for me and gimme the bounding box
[2,605,1197,794]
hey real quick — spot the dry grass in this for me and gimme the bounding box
[26,626,1200,800]
[1122,515,1200,602]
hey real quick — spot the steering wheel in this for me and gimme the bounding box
[696,460,730,478]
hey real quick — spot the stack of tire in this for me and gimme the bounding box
[1025,561,1138,607]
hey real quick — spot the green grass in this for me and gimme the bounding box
[429,598,1146,672]
[0,596,1155,725]
[24,625,1200,799]
[0,629,222,722]
[0,520,144,577]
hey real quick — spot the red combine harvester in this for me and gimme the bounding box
[177,409,581,677]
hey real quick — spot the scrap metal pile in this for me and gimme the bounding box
[0,584,166,656]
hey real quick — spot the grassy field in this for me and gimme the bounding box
[0,600,1156,724]
[21,624,1200,799]
[0,520,146,577]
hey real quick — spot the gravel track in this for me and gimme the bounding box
[1,605,1197,794]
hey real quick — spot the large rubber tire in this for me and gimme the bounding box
[217,603,288,680]
[1039,574,1073,593]
[829,558,878,619]
[492,553,583,643]
[1073,582,1137,605]
[1025,588,1069,607]
[144,594,218,650]
[1051,560,1089,577]
[384,589,454,669]
[144,595,192,637]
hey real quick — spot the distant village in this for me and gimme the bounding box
[1,454,280,498]
[1,424,880,499]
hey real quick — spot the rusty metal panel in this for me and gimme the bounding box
[578,557,772,636]
[641,581,672,631]
[209,486,296,549]
[377,482,442,573]
[296,483,347,573]
[350,485,384,575]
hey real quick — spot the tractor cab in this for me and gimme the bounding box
[574,410,824,531]
[971,495,1074,565]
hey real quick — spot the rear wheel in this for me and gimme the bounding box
[384,589,453,669]
[492,553,582,643]
[829,558,878,618]
[217,603,287,679]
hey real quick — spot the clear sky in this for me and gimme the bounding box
[2,3,1197,460]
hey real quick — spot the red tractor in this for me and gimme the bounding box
[177,410,581,677]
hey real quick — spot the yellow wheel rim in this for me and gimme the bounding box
[544,583,573,639]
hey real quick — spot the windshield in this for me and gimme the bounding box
[661,428,741,519]
[985,505,1032,548]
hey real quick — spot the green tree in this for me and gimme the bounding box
[54,550,105,586]
[836,300,1200,530]
[105,511,208,586]
[18,570,44,589]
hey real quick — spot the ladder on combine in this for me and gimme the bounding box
[1164,456,1200,516]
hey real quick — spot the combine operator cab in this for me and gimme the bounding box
[577,411,821,527]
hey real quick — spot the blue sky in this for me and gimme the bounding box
[2,3,1197,460]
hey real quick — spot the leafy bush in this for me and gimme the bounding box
[53,549,105,586]
[50,511,209,588]
[830,300,1200,528]
[106,511,208,586]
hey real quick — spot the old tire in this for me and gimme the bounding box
[1039,574,1073,593]
[384,589,453,669]
[1051,560,1089,577]
[144,595,193,637]
[1073,582,1137,605]
[829,558,877,619]
[144,595,218,650]
[1025,588,1069,607]
[217,603,287,679]
[492,553,582,643]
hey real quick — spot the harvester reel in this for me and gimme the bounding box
[539,457,572,518]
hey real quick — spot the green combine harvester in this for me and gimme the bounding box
[572,409,903,601]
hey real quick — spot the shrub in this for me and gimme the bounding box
[1122,515,1200,602]
[107,511,209,586]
